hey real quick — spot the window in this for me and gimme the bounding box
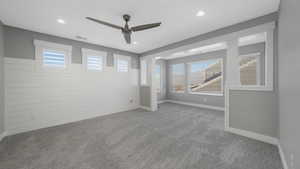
[188,59,223,95]
[116,55,130,72]
[239,53,260,85]
[87,56,103,71]
[155,64,161,93]
[238,32,266,86]
[82,49,106,71]
[171,64,185,93]
[43,50,66,67]
[34,40,72,69]
[141,59,148,85]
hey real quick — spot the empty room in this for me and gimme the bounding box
[0,0,299,169]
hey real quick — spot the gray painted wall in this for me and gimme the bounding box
[0,21,5,135]
[278,0,300,168]
[228,26,278,139]
[141,12,278,56]
[229,90,277,137]
[140,86,151,107]
[4,26,140,69]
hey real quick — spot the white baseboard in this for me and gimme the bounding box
[164,100,225,111]
[278,143,289,169]
[158,100,167,104]
[225,127,278,145]
[139,106,152,111]
[0,131,7,142]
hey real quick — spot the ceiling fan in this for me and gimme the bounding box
[86,14,161,44]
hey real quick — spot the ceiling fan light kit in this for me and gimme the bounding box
[86,14,161,44]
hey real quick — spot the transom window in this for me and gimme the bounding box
[82,48,106,72]
[118,59,129,72]
[43,50,66,67]
[34,40,72,69]
[188,59,223,95]
[86,55,103,71]
[116,55,130,72]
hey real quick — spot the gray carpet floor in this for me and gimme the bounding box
[0,103,282,169]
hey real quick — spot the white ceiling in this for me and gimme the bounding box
[0,0,279,53]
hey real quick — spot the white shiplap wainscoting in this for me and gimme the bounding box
[4,57,140,136]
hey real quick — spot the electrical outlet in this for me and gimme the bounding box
[290,154,294,169]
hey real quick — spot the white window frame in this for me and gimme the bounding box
[187,58,224,96]
[115,54,131,73]
[227,23,274,91]
[170,63,185,93]
[225,22,275,130]
[140,59,148,86]
[239,52,261,86]
[34,40,72,70]
[82,48,106,72]
[155,63,162,94]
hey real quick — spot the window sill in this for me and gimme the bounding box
[189,92,224,96]
[228,85,273,91]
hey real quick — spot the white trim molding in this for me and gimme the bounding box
[225,127,278,145]
[0,132,7,142]
[158,100,168,104]
[164,100,225,111]
[278,143,289,169]
[139,106,152,111]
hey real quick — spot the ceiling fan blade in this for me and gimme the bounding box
[131,22,161,32]
[86,17,123,30]
[123,32,131,44]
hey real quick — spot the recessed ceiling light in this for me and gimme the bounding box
[133,41,138,45]
[57,19,66,24]
[196,10,206,17]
